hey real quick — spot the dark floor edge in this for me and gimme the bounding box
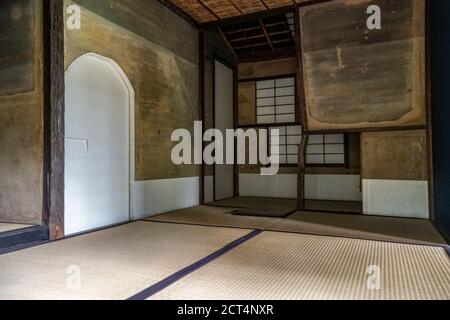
[444,245,450,258]
[128,229,263,301]
[0,240,48,256]
[0,225,48,253]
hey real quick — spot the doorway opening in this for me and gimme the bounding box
[64,53,135,236]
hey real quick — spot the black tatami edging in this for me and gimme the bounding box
[128,229,263,300]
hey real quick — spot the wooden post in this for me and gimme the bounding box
[198,30,205,205]
[294,7,309,211]
[297,135,309,211]
[43,0,65,240]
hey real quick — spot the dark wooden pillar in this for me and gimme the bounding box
[43,0,65,240]
[294,7,309,211]
[297,135,309,211]
[198,30,205,205]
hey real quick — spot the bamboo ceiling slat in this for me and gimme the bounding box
[263,0,296,9]
[166,0,304,24]
[170,0,218,23]
[201,0,242,19]
[232,0,267,14]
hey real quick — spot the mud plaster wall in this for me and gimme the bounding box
[299,0,426,131]
[65,0,200,181]
[0,0,43,225]
[361,130,428,181]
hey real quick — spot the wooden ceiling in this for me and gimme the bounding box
[165,0,309,24]
[220,12,296,61]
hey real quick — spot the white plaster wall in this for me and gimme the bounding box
[239,173,362,201]
[362,179,429,219]
[131,177,199,220]
[214,61,234,200]
[239,174,297,199]
[305,174,362,202]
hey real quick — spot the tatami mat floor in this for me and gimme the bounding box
[0,221,249,300]
[1,208,449,300]
[150,231,450,300]
[147,206,447,246]
[268,212,447,246]
[147,206,280,230]
[209,197,297,210]
[208,197,362,214]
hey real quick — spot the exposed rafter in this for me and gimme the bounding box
[165,0,305,24]
[259,18,275,53]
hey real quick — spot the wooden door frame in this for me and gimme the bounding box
[43,0,65,241]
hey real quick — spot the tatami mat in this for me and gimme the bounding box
[146,206,281,230]
[268,212,447,246]
[0,223,33,233]
[209,197,297,210]
[0,221,249,300]
[147,206,446,246]
[150,231,450,300]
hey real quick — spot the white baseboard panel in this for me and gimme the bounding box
[239,174,297,199]
[362,179,429,219]
[305,174,362,202]
[131,177,199,220]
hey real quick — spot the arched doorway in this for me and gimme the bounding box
[64,53,134,235]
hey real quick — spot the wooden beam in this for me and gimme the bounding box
[230,34,266,42]
[204,6,293,28]
[259,19,275,53]
[218,26,238,61]
[237,47,295,62]
[43,0,65,241]
[295,6,308,131]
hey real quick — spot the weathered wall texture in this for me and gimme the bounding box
[237,81,256,127]
[238,57,297,80]
[299,0,426,131]
[65,0,200,180]
[0,0,43,224]
[361,130,428,181]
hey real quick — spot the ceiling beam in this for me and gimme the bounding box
[203,6,293,28]
[218,26,238,61]
[260,0,270,10]
[259,19,275,53]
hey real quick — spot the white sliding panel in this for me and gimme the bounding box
[214,60,234,201]
[65,54,132,235]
